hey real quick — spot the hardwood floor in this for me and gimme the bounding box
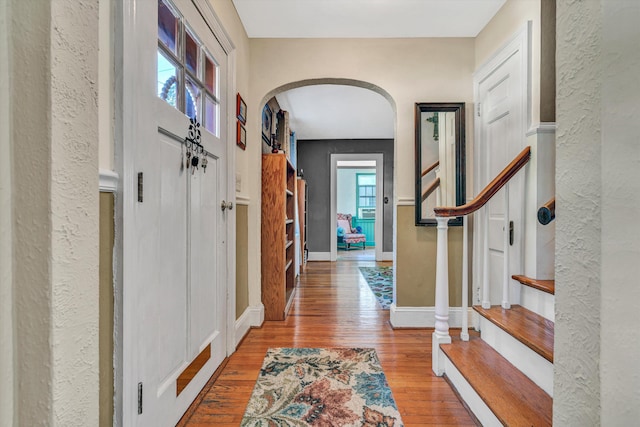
[180,260,476,426]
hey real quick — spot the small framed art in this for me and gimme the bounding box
[262,104,272,145]
[237,121,246,150]
[236,93,247,124]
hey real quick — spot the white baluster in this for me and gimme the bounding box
[482,205,490,309]
[502,183,511,309]
[461,214,469,341]
[432,216,451,376]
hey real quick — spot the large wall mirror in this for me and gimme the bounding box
[415,102,465,226]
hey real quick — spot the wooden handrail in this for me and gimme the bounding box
[434,146,531,217]
[421,160,440,178]
[537,197,555,225]
[421,177,440,202]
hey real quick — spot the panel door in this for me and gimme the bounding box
[125,0,228,425]
[477,51,524,305]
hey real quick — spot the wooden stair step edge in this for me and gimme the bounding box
[473,305,554,363]
[512,274,555,295]
[441,338,552,427]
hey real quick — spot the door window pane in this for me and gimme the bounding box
[158,0,179,55]
[205,96,218,135]
[185,29,199,75]
[158,49,179,109]
[185,76,201,121]
[204,53,217,94]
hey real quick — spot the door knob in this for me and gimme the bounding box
[221,200,233,211]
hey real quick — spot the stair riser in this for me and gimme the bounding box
[479,317,554,396]
[441,350,503,427]
[521,285,554,321]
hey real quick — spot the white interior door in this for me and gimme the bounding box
[475,30,528,306]
[123,0,228,425]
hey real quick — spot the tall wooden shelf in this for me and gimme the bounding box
[261,153,296,320]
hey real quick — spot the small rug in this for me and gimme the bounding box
[241,348,404,426]
[358,266,393,309]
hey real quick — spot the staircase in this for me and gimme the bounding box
[430,147,557,425]
[440,276,554,426]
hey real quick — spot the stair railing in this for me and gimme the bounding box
[430,146,531,375]
[537,197,555,225]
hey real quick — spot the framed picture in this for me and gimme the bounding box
[262,104,272,145]
[236,121,246,150]
[236,93,247,124]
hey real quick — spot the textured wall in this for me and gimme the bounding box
[50,0,100,423]
[297,139,394,252]
[9,0,100,425]
[555,0,602,424]
[0,1,13,424]
[599,1,640,423]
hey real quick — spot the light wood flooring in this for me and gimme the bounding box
[179,260,476,426]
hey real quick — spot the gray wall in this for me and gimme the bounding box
[297,139,394,253]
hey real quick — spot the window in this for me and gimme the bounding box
[157,0,219,134]
[356,173,376,219]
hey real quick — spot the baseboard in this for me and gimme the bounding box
[389,304,472,328]
[235,304,264,347]
[308,252,331,261]
[380,252,393,261]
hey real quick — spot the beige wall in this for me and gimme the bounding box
[396,206,469,307]
[475,0,543,125]
[99,193,115,427]
[235,204,249,318]
[247,37,475,306]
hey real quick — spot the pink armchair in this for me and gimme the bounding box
[337,213,366,250]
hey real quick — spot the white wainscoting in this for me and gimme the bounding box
[389,304,472,328]
[99,169,119,193]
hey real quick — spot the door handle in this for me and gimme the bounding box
[509,220,514,246]
[221,201,233,211]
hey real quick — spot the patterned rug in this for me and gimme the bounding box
[358,266,393,309]
[241,348,404,426]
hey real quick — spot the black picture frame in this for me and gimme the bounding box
[262,104,272,145]
[236,93,247,124]
[414,102,466,227]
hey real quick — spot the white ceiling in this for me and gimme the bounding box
[232,0,506,38]
[276,85,394,140]
[232,0,506,140]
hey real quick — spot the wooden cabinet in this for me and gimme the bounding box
[261,153,296,320]
[297,178,308,272]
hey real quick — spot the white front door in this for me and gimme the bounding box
[475,26,529,306]
[122,0,228,425]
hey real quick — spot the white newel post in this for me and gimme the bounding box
[432,216,452,376]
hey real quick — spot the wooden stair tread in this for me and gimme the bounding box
[474,305,554,362]
[441,338,552,427]
[512,274,555,295]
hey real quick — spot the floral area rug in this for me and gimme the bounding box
[358,266,393,309]
[241,348,404,426]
